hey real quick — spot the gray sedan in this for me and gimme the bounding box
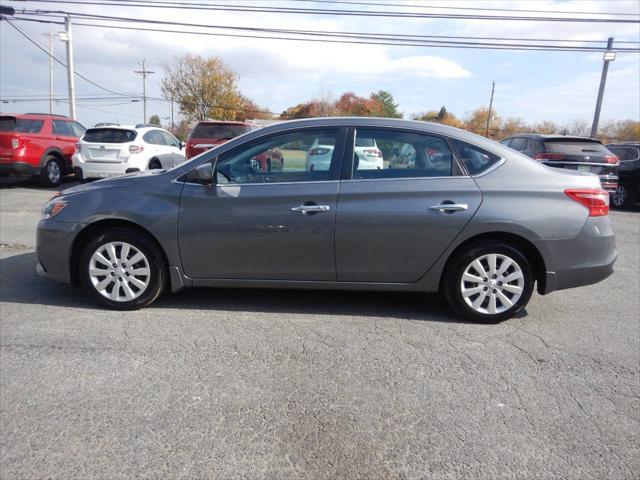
[36,118,616,322]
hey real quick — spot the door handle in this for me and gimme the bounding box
[429,203,468,213]
[291,204,331,214]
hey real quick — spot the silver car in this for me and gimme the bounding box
[37,118,616,322]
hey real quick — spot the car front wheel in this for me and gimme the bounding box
[443,242,535,323]
[80,228,166,310]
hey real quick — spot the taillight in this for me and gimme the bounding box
[564,189,609,217]
[605,155,619,165]
[10,137,25,149]
[363,148,382,157]
[309,147,330,156]
[129,145,144,154]
[534,153,564,161]
[75,142,82,150]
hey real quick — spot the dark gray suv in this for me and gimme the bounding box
[37,118,616,322]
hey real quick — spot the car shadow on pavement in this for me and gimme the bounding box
[0,176,80,191]
[0,251,470,324]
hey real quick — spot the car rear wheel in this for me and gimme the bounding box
[39,155,62,187]
[443,242,535,323]
[611,183,634,209]
[80,228,166,310]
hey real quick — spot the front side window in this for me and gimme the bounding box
[52,120,74,136]
[214,129,341,184]
[352,129,453,179]
[450,138,502,175]
[161,131,180,148]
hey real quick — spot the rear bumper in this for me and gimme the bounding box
[537,216,617,294]
[0,161,40,176]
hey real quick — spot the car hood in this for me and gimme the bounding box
[61,169,163,195]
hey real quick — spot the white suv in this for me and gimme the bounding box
[73,125,186,179]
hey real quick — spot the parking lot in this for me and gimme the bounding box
[0,176,638,479]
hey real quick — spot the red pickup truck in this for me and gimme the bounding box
[0,113,86,186]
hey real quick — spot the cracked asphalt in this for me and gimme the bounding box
[1,177,639,479]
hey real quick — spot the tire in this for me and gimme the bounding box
[611,183,634,210]
[148,159,162,170]
[443,241,535,323]
[39,155,63,187]
[80,228,166,310]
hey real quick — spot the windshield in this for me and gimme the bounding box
[0,116,44,133]
[83,128,137,143]
[191,123,251,140]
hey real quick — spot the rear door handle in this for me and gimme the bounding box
[291,204,331,214]
[429,203,468,213]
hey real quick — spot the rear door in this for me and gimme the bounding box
[178,127,346,280]
[51,120,79,166]
[335,127,483,283]
[160,131,186,168]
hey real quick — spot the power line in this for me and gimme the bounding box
[12,14,640,52]
[15,0,640,23]
[2,18,136,96]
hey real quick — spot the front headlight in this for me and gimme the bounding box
[42,198,68,220]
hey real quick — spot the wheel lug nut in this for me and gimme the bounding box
[483,278,487,282]
[483,287,488,291]
[112,263,117,268]
[492,289,496,293]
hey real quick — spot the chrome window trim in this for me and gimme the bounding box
[179,179,341,187]
[341,175,472,183]
[471,157,506,178]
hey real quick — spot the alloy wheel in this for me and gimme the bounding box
[88,241,151,302]
[460,253,524,315]
[612,185,627,208]
[47,161,61,184]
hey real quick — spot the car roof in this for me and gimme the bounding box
[0,112,71,120]
[503,133,599,141]
[196,120,251,126]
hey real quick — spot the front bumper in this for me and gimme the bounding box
[537,215,617,294]
[0,161,41,176]
[36,219,85,284]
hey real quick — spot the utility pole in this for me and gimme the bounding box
[485,80,495,137]
[60,17,76,119]
[591,37,615,139]
[135,59,154,124]
[170,97,174,134]
[43,32,54,115]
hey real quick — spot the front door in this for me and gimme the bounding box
[178,127,346,280]
[335,127,483,283]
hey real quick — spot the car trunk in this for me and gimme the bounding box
[79,128,136,163]
[541,139,618,188]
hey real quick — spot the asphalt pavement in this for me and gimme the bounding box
[1,176,638,479]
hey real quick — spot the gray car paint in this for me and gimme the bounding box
[36,117,616,297]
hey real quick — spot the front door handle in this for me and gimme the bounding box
[291,204,331,214]
[429,203,468,213]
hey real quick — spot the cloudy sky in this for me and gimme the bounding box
[1,0,639,127]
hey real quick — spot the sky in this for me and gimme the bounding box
[1,0,639,128]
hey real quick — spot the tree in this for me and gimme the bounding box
[161,54,245,121]
[436,106,447,121]
[335,92,382,116]
[532,120,559,134]
[370,90,403,118]
[464,107,502,137]
[236,96,273,121]
[413,107,463,128]
[501,117,528,138]
[149,114,161,126]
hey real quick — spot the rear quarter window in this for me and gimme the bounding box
[0,117,44,133]
[450,138,502,175]
[83,128,137,143]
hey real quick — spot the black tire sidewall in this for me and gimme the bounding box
[80,228,166,310]
[444,242,535,323]
[39,155,62,187]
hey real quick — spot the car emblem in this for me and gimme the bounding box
[584,156,590,160]
[99,145,106,150]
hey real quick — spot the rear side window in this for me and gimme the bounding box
[83,128,137,143]
[143,130,166,145]
[191,123,251,140]
[52,120,74,136]
[544,140,609,155]
[450,138,502,175]
[353,129,454,179]
[0,117,44,133]
[608,146,640,161]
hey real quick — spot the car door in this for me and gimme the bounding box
[335,127,483,283]
[51,120,78,167]
[142,130,170,167]
[178,127,347,280]
[161,131,186,167]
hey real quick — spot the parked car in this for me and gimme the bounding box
[0,113,86,186]
[305,135,383,171]
[37,118,616,322]
[185,120,260,159]
[606,142,639,209]
[500,134,619,192]
[73,125,185,180]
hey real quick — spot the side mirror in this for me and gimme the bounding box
[179,141,185,150]
[195,162,214,186]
